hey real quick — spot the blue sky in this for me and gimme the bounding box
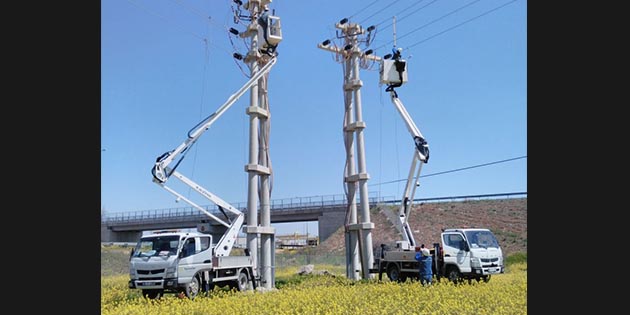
[101,0,526,235]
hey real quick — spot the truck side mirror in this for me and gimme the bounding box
[463,242,470,251]
[129,248,135,259]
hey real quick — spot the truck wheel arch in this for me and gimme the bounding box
[386,262,403,282]
[235,268,250,291]
[445,264,462,284]
[184,273,201,299]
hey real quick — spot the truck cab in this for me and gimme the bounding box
[439,228,504,283]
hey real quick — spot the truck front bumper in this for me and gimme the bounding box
[472,265,504,275]
[129,278,179,290]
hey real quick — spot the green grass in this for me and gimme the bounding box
[101,245,133,276]
[505,252,527,266]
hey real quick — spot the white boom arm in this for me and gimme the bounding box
[389,91,429,248]
[150,57,277,256]
[152,57,277,184]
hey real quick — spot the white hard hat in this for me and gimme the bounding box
[422,248,430,257]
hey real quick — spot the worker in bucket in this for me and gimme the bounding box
[415,245,433,286]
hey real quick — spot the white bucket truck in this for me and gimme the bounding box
[128,230,254,299]
[129,56,279,299]
[371,50,504,283]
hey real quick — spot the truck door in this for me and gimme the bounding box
[194,236,213,266]
[178,237,198,283]
[178,236,213,282]
[442,232,471,273]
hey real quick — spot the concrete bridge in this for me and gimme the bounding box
[101,192,527,243]
[101,194,386,243]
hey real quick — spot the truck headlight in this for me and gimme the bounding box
[166,267,176,278]
[129,268,136,277]
[470,257,481,268]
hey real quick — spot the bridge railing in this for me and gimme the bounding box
[102,193,390,224]
[101,192,526,224]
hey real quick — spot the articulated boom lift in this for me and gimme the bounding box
[380,48,429,249]
[151,57,277,257]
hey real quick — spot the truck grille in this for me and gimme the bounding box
[481,258,498,263]
[137,269,165,275]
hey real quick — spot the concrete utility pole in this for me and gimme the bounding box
[318,19,380,280]
[239,0,279,290]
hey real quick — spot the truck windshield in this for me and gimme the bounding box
[132,235,180,257]
[465,230,500,249]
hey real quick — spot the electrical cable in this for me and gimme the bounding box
[170,0,211,21]
[358,0,403,25]
[373,0,432,28]
[373,0,482,51]
[405,0,518,50]
[125,0,206,41]
[348,0,380,20]
[188,34,212,199]
[379,0,441,33]
[125,0,234,58]
[370,155,527,186]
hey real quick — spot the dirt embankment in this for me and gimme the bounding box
[315,198,527,257]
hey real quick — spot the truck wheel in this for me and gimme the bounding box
[446,267,461,284]
[185,276,200,299]
[481,275,491,283]
[386,264,402,282]
[235,271,249,291]
[142,289,162,299]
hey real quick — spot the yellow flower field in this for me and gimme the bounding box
[102,263,526,315]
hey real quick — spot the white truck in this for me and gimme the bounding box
[375,228,504,284]
[128,55,278,299]
[129,230,254,299]
[371,49,504,284]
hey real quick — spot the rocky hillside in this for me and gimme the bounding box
[315,198,527,257]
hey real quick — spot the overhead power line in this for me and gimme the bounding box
[405,0,519,50]
[348,0,380,20]
[359,0,403,25]
[319,0,400,46]
[376,0,439,29]
[169,0,229,30]
[373,0,482,51]
[125,0,234,57]
[369,155,527,186]
[125,0,206,41]
[170,0,211,21]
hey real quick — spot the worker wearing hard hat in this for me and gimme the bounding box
[415,245,433,286]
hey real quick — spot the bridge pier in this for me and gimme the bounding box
[318,211,346,242]
[101,226,142,243]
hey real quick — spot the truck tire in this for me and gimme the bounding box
[446,266,461,284]
[185,275,200,299]
[142,289,163,299]
[386,264,402,282]
[235,270,249,291]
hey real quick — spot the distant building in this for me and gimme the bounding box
[275,233,319,249]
